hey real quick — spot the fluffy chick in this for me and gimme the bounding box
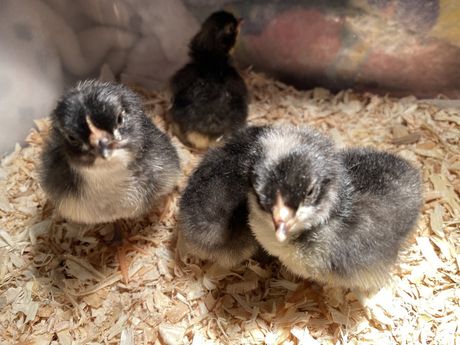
[178,126,266,267]
[248,125,422,293]
[40,80,180,223]
[40,80,180,279]
[168,10,248,150]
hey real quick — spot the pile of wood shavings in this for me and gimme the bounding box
[0,72,459,345]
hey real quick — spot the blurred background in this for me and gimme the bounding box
[1,0,459,153]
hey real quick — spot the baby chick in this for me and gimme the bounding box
[248,125,422,293]
[40,80,180,281]
[177,126,266,267]
[168,10,248,150]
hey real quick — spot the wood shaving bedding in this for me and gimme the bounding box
[0,71,459,345]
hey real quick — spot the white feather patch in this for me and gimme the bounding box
[57,149,143,224]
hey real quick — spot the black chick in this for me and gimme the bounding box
[248,125,423,293]
[168,10,248,150]
[40,80,180,281]
[177,126,266,268]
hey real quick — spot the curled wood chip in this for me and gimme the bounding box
[226,279,259,294]
[291,326,320,345]
[0,184,12,212]
[0,229,16,248]
[107,313,129,340]
[203,293,217,312]
[82,290,108,309]
[69,274,121,296]
[430,204,445,238]
[270,280,299,291]
[166,302,189,323]
[28,220,51,245]
[12,302,39,322]
[204,263,233,281]
[159,323,186,345]
[392,124,409,138]
[153,290,170,310]
[247,262,271,279]
[416,237,443,268]
[312,87,330,100]
[64,254,106,281]
[57,330,72,345]
[120,327,134,345]
[392,132,421,145]
[430,175,460,215]
[1,144,21,167]
[329,307,350,326]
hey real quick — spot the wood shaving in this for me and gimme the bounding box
[0,71,459,344]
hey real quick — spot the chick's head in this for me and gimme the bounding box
[251,128,341,242]
[51,80,145,167]
[190,10,243,57]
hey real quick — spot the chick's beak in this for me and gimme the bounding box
[272,193,295,242]
[86,116,114,159]
[236,18,244,34]
[97,139,111,159]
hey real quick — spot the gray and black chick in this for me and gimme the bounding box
[248,125,423,293]
[40,79,180,224]
[40,80,180,280]
[168,10,248,150]
[177,126,266,268]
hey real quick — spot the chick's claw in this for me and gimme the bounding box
[158,194,174,223]
[112,222,148,284]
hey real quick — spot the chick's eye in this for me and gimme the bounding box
[66,134,79,145]
[306,186,314,197]
[224,24,234,35]
[117,111,125,126]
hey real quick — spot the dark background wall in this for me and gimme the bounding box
[215,0,460,98]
